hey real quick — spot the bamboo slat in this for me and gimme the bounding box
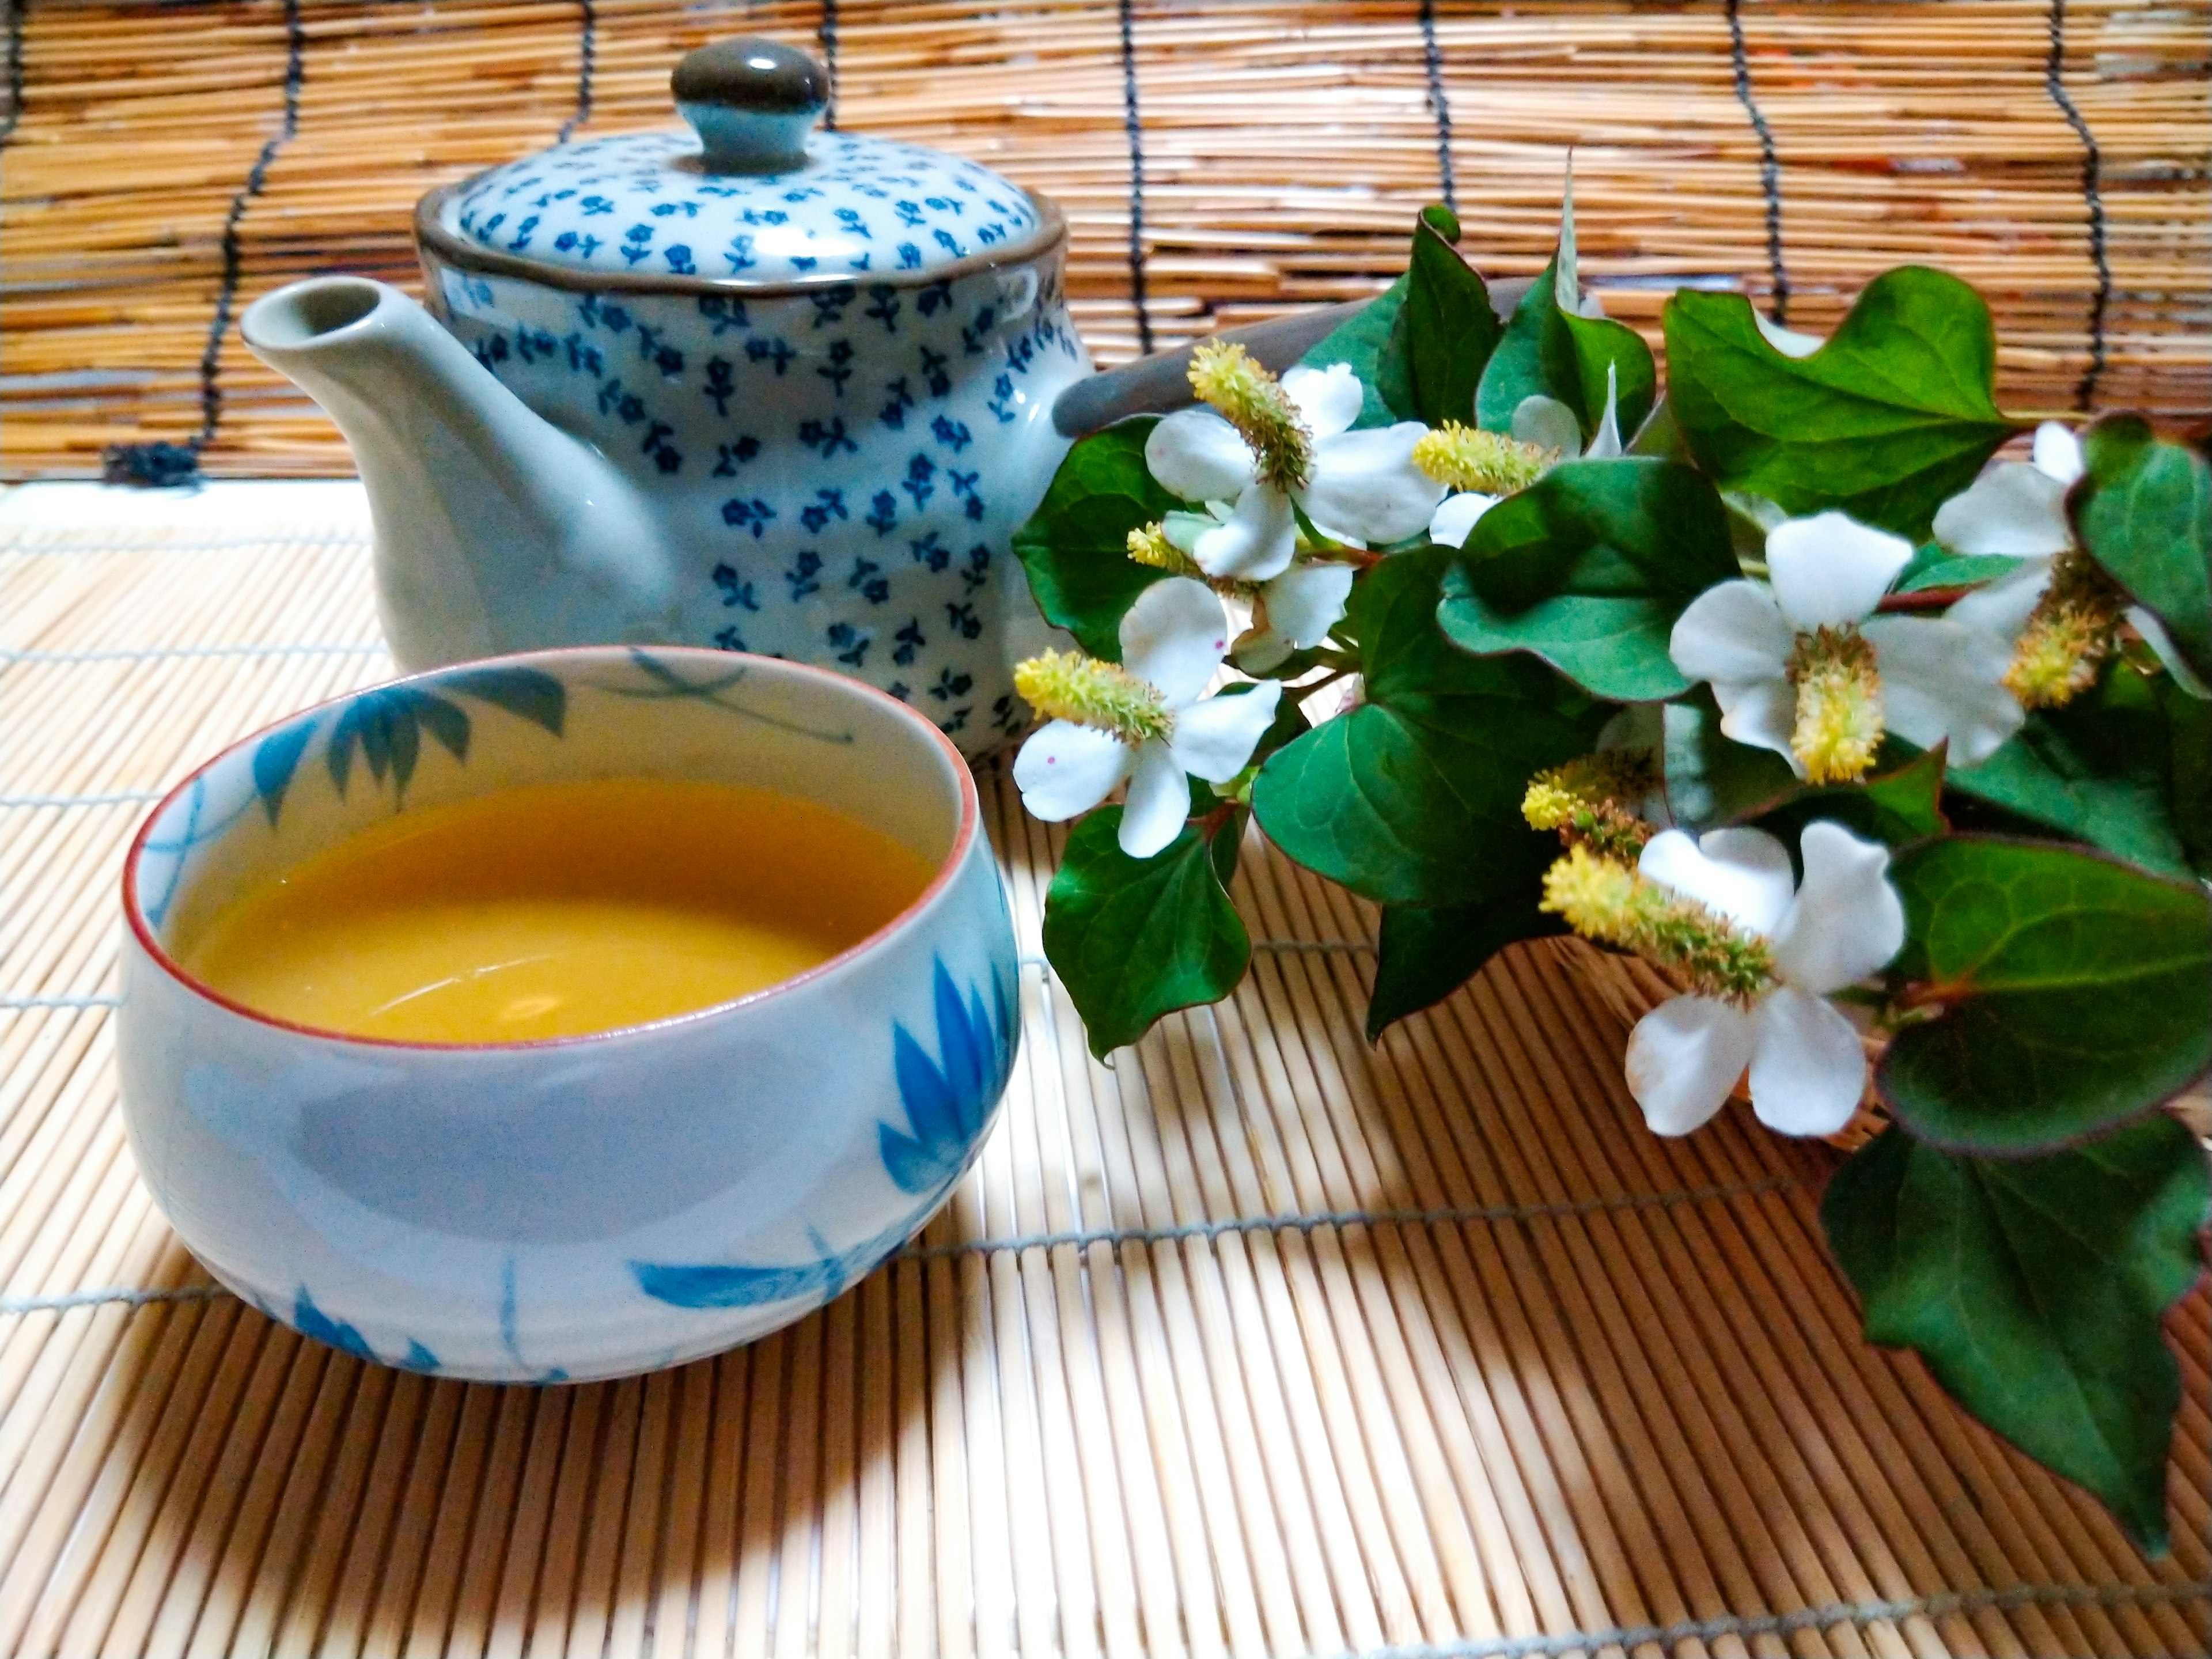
[0,484,2207,1656]
[2,1,2207,479]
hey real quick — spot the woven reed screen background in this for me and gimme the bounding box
[1,0,2207,478]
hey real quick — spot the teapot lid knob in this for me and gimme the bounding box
[672,38,828,174]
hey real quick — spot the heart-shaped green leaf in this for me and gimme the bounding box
[1663,267,2018,540]
[1752,743,1949,850]
[1823,1116,2209,1554]
[1436,457,1738,701]
[1947,666,2195,878]
[1042,807,1250,1058]
[2072,414,2212,686]
[1892,546,2025,595]
[1881,836,2212,1152]
[1368,884,1563,1039]
[1474,184,1656,444]
[1300,273,1415,429]
[1390,205,1501,428]
[1011,419,1179,660]
[1253,549,1606,906]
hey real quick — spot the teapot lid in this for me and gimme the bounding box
[433,38,1047,289]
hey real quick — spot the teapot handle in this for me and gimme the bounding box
[673,38,828,174]
[1051,275,1536,438]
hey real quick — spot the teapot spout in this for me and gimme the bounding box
[243,277,680,669]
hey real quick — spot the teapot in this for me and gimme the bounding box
[241,37,1356,757]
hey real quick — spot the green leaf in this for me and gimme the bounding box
[1823,1118,2209,1554]
[1010,419,1180,659]
[2073,414,2212,685]
[1436,457,1738,701]
[1658,688,1804,829]
[1947,667,2194,877]
[2158,675,2212,874]
[1041,808,1251,1058]
[1368,884,1563,1039]
[1881,836,2212,1152]
[1662,267,2018,540]
[1301,274,1415,429]
[443,665,566,736]
[1753,743,1949,849]
[1252,548,1607,906]
[1393,205,1500,427]
[1474,185,1656,442]
[1893,546,2025,594]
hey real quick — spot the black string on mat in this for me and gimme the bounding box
[1,0,26,151]
[818,0,838,131]
[1118,0,1153,356]
[1417,0,1457,217]
[1724,0,1790,325]
[2044,0,2111,410]
[555,0,596,144]
[102,0,305,487]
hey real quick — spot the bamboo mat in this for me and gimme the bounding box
[3,0,2209,479]
[1,486,2209,1658]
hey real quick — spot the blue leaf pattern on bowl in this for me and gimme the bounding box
[879,959,1014,1196]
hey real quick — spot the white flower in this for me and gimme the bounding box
[1147,362,1442,580]
[1936,423,2210,697]
[1669,509,2025,774]
[1236,560,1357,674]
[1626,821,1904,1138]
[1431,363,1624,550]
[1013,578,1283,858]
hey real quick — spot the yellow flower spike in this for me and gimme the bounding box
[1521,780,1580,832]
[1413,422,1557,495]
[1522,753,1657,857]
[1540,846,1775,1003]
[2004,549,2124,709]
[1125,522,1203,577]
[1187,340,1312,494]
[1013,649,1174,745]
[1786,625,1885,785]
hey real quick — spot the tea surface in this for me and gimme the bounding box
[177,779,937,1043]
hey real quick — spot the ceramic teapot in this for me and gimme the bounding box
[242,38,1362,755]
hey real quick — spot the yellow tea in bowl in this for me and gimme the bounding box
[177,778,936,1043]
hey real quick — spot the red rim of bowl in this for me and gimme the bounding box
[122,646,983,1052]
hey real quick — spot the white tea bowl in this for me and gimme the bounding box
[118,647,1018,1382]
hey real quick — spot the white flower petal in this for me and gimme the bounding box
[1944,560,2052,642]
[1930,462,2072,557]
[1754,313,1826,359]
[1429,490,1499,548]
[1711,676,1804,774]
[2032,421,2085,486]
[1120,576,1230,707]
[1766,512,1914,628]
[1638,825,1797,937]
[1192,483,1298,581]
[1281,362,1364,440]
[1145,407,1256,503]
[1160,507,1224,555]
[1669,579,1795,685]
[1168,681,1283,782]
[1583,362,1623,460]
[1013,721,1135,821]
[1118,741,1194,858]
[1624,995,1756,1137]
[1862,614,2024,766]
[1768,821,1905,994]
[1302,424,1446,547]
[1747,987,1867,1137]
[1260,562,1355,651]
[1512,394,1583,457]
[2128,605,2212,699]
